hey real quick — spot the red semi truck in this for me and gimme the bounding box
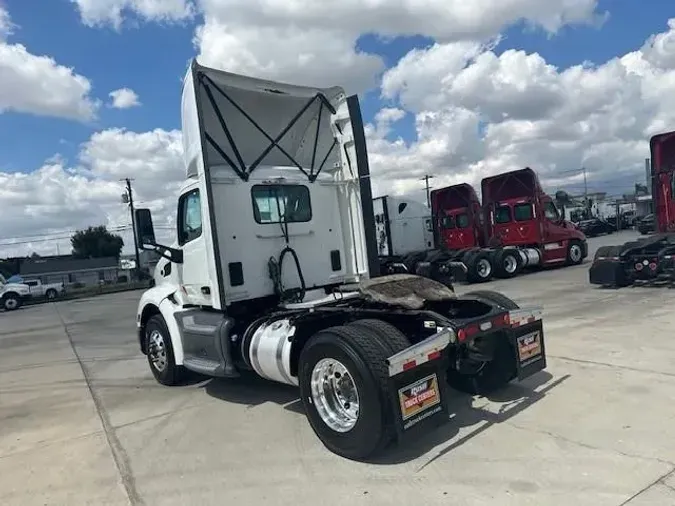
[440,167,588,283]
[589,130,675,287]
[377,167,588,285]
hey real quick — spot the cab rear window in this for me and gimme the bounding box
[456,213,470,229]
[494,206,511,224]
[514,203,534,221]
[440,215,455,229]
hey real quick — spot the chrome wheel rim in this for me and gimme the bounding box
[310,358,360,433]
[5,298,17,310]
[570,244,582,262]
[47,291,55,299]
[504,255,518,274]
[148,330,167,372]
[477,258,492,278]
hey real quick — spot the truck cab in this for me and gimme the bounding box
[430,183,483,250]
[650,130,675,233]
[482,168,587,265]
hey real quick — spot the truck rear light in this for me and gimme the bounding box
[649,262,657,270]
[635,263,644,271]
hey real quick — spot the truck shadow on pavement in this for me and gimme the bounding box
[204,370,570,465]
[371,371,570,467]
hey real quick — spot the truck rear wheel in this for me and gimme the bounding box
[449,290,519,394]
[145,314,185,386]
[463,290,519,310]
[494,249,522,279]
[464,250,494,283]
[298,325,396,460]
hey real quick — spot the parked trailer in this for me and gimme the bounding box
[589,131,675,287]
[133,61,548,460]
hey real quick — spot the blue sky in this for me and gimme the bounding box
[2,0,672,174]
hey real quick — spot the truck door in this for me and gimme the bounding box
[176,185,213,306]
[540,200,568,262]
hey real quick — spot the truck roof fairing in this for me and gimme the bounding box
[181,60,347,181]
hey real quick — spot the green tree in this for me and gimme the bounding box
[71,225,124,259]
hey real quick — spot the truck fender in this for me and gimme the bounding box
[137,284,185,365]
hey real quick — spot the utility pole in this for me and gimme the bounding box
[121,178,141,280]
[420,174,434,208]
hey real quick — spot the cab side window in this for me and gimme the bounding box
[544,201,560,221]
[178,189,202,246]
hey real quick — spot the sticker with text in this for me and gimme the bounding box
[398,373,441,421]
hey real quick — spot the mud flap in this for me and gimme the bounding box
[588,259,629,287]
[510,320,547,381]
[386,331,452,441]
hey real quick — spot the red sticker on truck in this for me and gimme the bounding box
[517,331,542,363]
[398,373,441,421]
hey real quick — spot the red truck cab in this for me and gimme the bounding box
[430,183,484,250]
[650,130,675,233]
[481,168,587,265]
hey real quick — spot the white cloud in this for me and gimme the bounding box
[367,18,675,199]
[192,0,603,93]
[0,7,99,121]
[109,87,141,108]
[0,5,15,40]
[71,0,195,30]
[0,128,183,258]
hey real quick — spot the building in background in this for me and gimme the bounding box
[19,256,124,286]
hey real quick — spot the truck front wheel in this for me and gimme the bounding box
[145,314,185,386]
[2,293,21,311]
[298,325,395,461]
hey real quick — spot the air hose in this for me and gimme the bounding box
[267,188,306,304]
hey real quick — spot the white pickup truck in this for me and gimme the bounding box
[0,274,31,311]
[22,279,65,300]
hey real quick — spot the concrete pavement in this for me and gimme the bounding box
[2,230,675,505]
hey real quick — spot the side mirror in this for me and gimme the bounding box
[134,208,183,264]
[135,208,156,247]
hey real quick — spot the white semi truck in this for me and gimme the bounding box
[133,60,548,460]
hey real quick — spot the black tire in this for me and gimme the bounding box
[462,290,520,310]
[493,249,522,279]
[2,293,21,311]
[449,290,519,394]
[566,239,584,266]
[594,245,616,261]
[145,314,185,386]
[347,319,410,354]
[45,289,57,300]
[464,250,494,283]
[298,325,396,460]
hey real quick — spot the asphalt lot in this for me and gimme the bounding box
[2,230,675,506]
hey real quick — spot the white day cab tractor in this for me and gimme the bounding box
[0,273,31,311]
[133,60,548,460]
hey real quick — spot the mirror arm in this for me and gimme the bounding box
[143,242,183,263]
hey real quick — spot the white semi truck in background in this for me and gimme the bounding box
[132,60,547,460]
